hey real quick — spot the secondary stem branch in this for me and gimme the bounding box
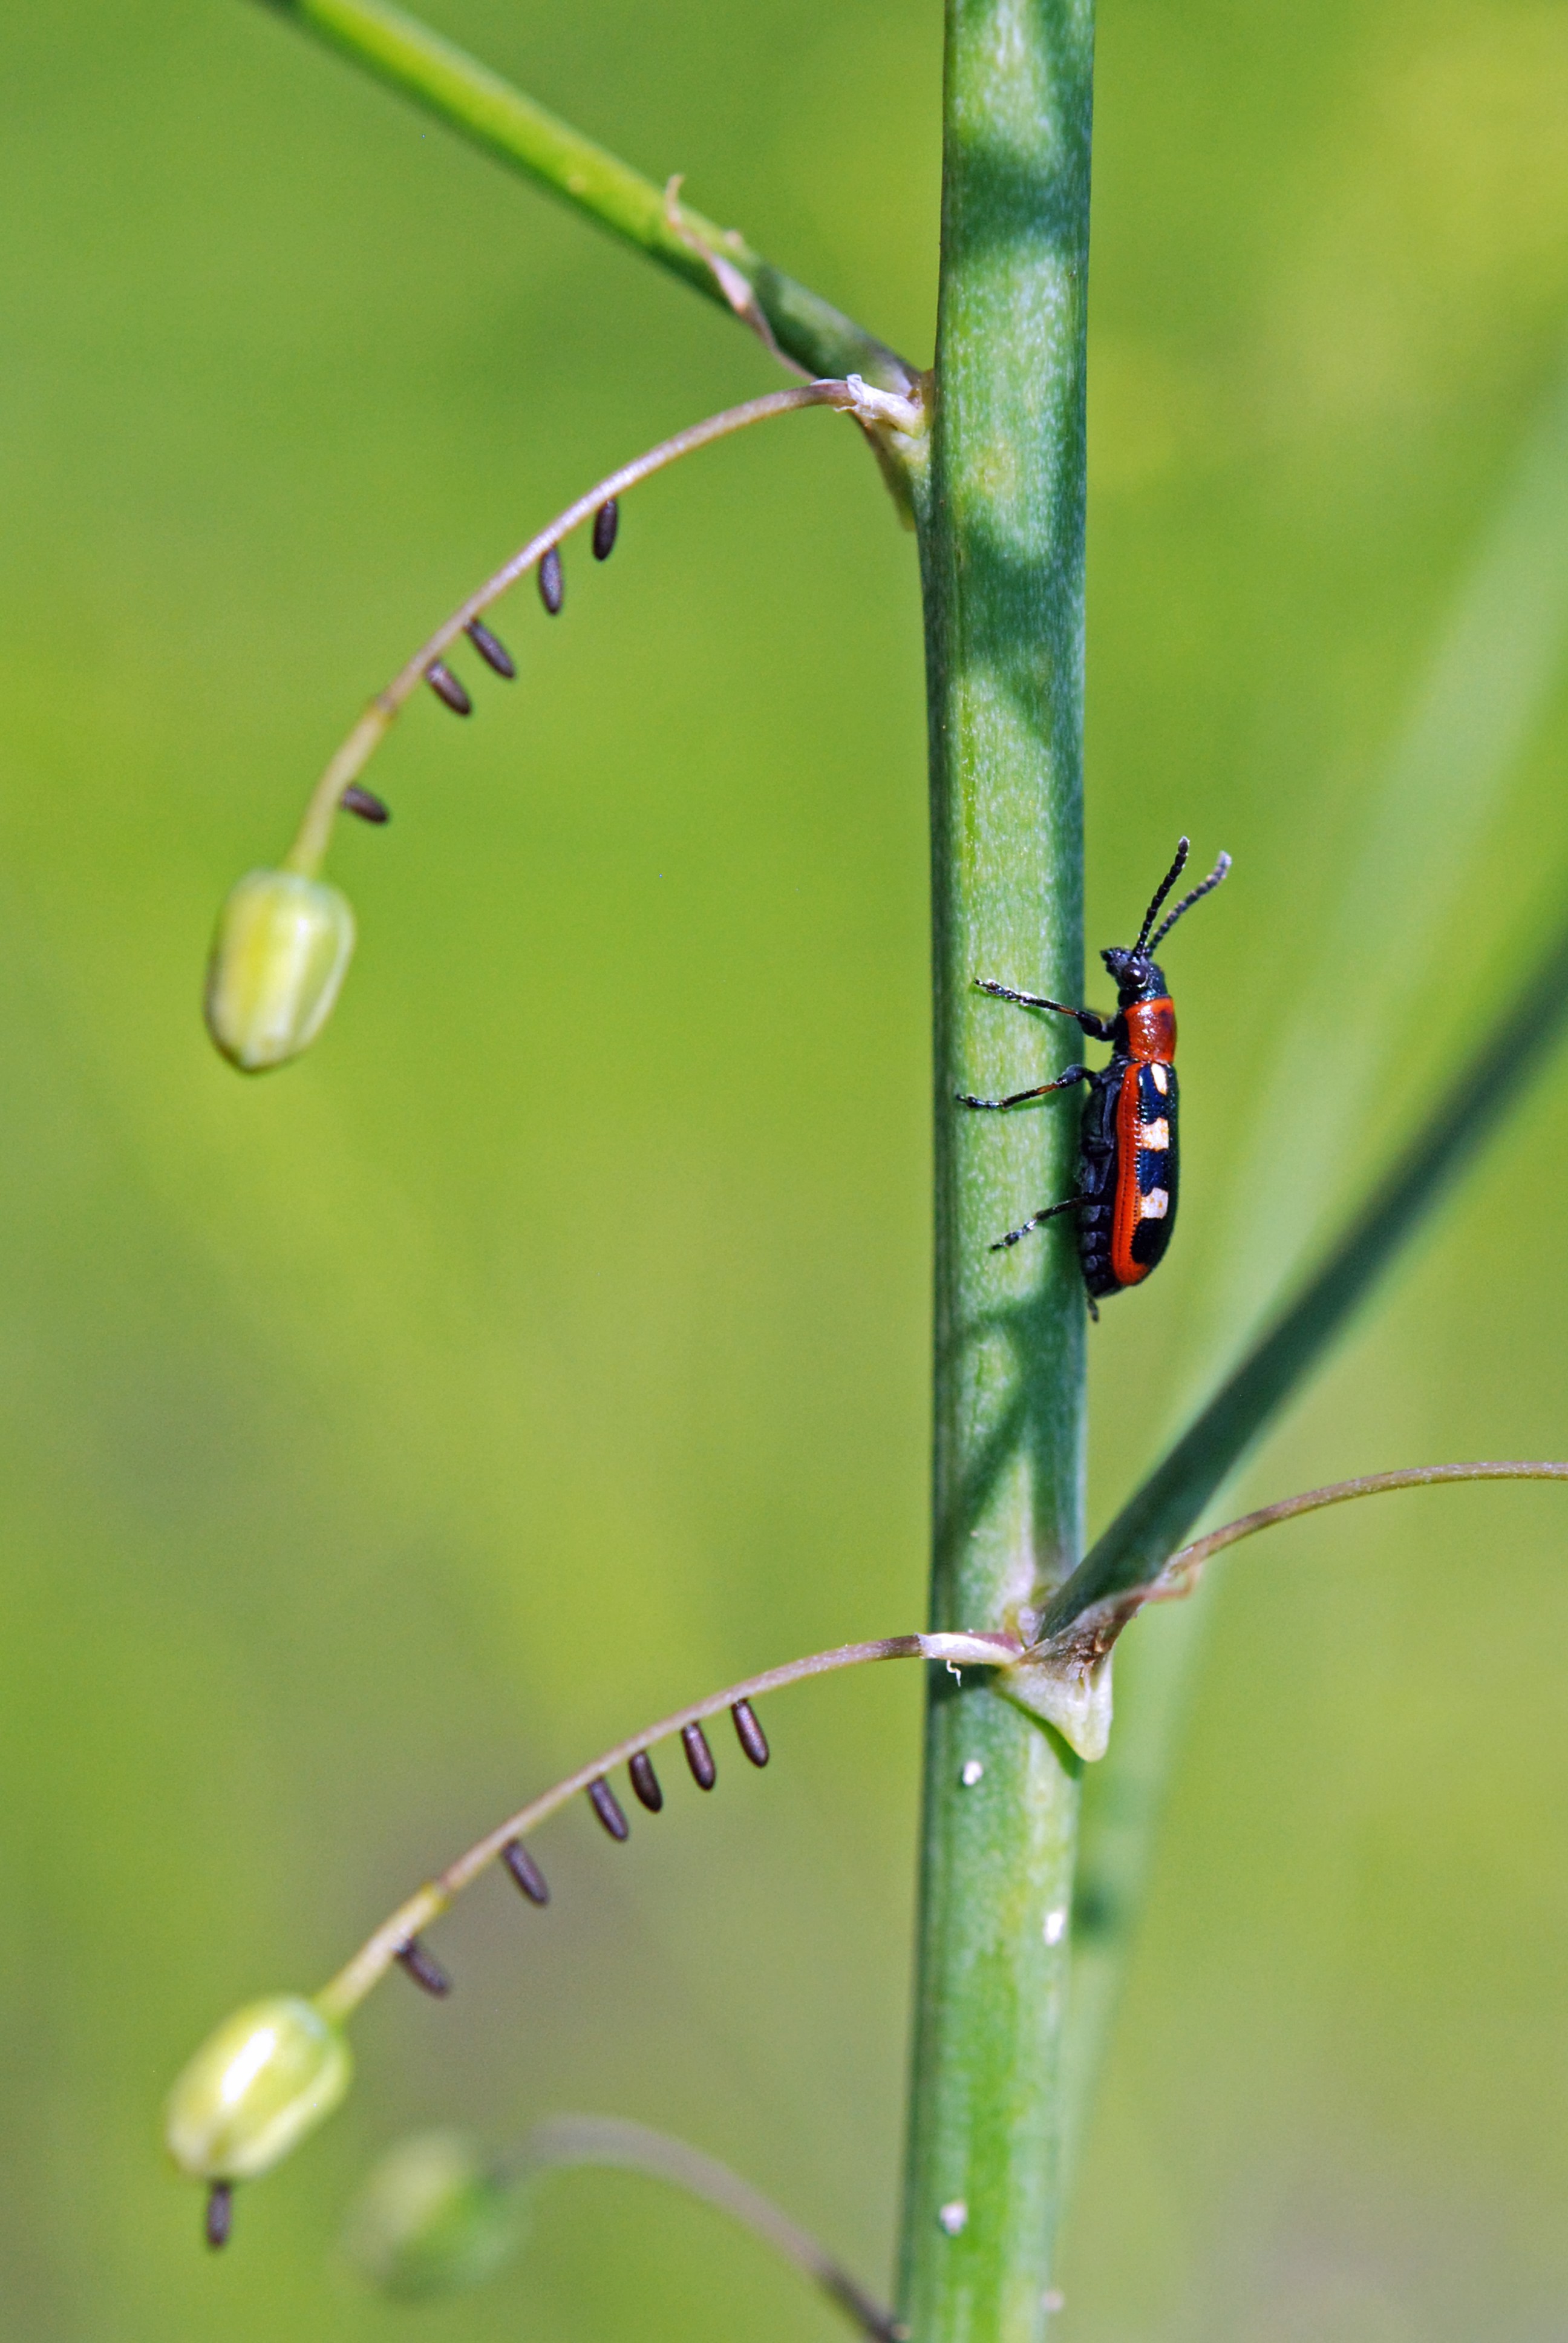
[247,0,913,388]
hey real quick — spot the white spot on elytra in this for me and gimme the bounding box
[1140,1117,1170,1150]
[1149,1061,1169,1095]
[938,2200,968,2236]
[1140,1188,1169,1220]
[961,1759,984,1788]
[1044,1908,1067,1946]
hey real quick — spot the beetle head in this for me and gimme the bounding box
[1101,947,1167,1006]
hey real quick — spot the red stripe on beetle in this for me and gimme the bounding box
[1110,1067,1152,1288]
[959,841,1229,1297]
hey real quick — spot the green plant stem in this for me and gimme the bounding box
[246,0,913,390]
[1062,1591,1206,2178]
[899,3,1095,2339]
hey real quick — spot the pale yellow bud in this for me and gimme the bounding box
[342,2131,522,2299]
[204,869,355,1072]
[165,1994,352,2182]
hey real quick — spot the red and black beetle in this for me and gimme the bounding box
[959,837,1230,1306]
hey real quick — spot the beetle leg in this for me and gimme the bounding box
[973,981,1114,1041]
[989,1195,1084,1252]
[957,1066,1090,1112]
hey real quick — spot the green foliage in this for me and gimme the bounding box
[4,0,1568,2338]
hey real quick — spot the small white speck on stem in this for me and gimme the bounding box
[938,2200,968,2236]
[960,1758,984,1788]
[1043,1907,1067,1947]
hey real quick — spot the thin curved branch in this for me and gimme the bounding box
[1157,1459,1568,1594]
[520,2116,905,2341]
[315,1628,1018,2020]
[319,1467,1568,2011]
[284,378,918,874]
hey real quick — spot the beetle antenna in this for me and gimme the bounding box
[1149,850,1232,951]
[1134,837,1191,952]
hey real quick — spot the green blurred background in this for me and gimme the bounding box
[4,0,1568,2335]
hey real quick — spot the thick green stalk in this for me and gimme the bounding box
[247,0,912,388]
[900,4,1095,2339]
